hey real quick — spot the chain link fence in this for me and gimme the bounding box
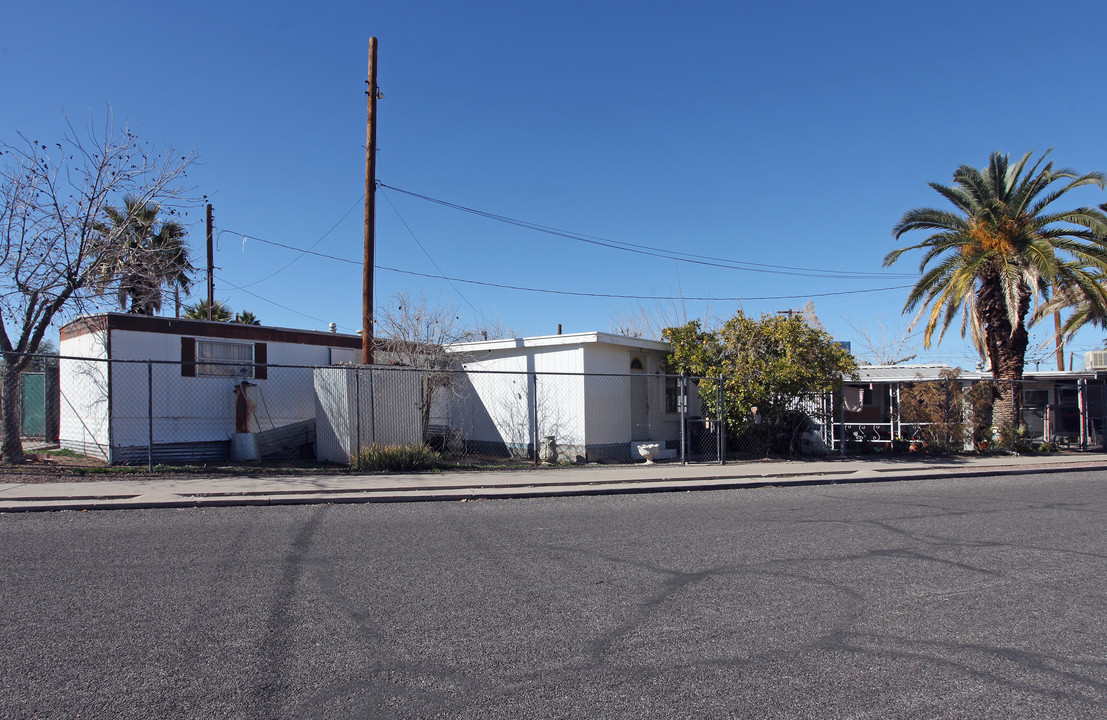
[0,357,60,445]
[2,352,1102,468]
[836,376,1105,454]
[39,354,734,468]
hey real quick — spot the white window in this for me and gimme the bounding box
[197,340,254,377]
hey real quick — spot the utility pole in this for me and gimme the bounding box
[206,203,214,321]
[362,37,378,364]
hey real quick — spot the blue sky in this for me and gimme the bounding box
[5,0,1107,368]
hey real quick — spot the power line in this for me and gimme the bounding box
[379,185,484,321]
[218,228,914,301]
[226,195,365,288]
[215,273,355,331]
[376,267,913,301]
[378,182,917,280]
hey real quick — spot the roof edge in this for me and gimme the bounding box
[60,312,362,349]
[447,331,671,353]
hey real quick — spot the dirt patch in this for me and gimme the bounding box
[0,452,549,485]
[1,455,205,484]
[0,452,346,485]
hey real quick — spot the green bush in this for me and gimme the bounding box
[356,443,440,472]
[995,424,1034,454]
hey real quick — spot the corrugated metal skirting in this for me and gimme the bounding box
[112,440,231,465]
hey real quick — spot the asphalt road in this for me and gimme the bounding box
[3,471,1107,719]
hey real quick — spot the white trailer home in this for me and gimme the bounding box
[444,332,700,463]
[58,313,362,463]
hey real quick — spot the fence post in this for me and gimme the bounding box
[717,376,725,465]
[838,391,845,455]
[146,361,154,471]
[354,366,361,468]
[43,358,49,442]
[531,372,539,466]
[1079,378,1088,451]
[1101,382,1106,450]
[888,383,895,448]
[679,376,687,466]
[369,368,376,449]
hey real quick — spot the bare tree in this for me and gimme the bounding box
[375,291,517,443]
[801,300,825,332]
[0,113,196,463]
[843,316,920,366]
[608,299,722,340]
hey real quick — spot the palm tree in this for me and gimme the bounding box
[233,310,260,325]
[97,196,194,315]
[885,151,1107,430]
[1031,279,1107,344]
[184,299,233,322]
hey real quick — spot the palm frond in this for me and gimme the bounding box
[890,149,1107,385]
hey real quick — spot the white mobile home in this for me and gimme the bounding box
[59,313,362,463]
[445,332,699,462]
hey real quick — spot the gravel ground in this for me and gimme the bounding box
[0,450,363,485]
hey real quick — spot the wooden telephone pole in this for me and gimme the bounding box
[362,37,379,364]
[206,203,214,321]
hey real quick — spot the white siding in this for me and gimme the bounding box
[582,344,636,445]
[61,321,363,461]
[582,344,683,446]
[58,331,111,460]
[107,330,338,451]
[449,346,585,456]
[449,340,687,458]
[532,348,586,452]
[454,352,533,454]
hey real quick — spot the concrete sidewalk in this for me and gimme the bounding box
[1,452,1105,512]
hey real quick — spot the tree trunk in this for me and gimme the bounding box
[1,363,26,464]
[977,275,1029,434]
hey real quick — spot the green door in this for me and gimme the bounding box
[21,372,45,437]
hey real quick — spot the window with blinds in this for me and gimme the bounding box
[197,340,254,377]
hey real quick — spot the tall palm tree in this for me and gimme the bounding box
[885,151,1107,429]
[184,299,233,322]
[97,196,194,315]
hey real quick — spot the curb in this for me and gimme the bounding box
[2,460,1105,513]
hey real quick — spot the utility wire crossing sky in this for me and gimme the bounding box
[5,0,1107,367]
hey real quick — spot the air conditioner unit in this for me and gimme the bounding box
[1085,350,1107,371]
